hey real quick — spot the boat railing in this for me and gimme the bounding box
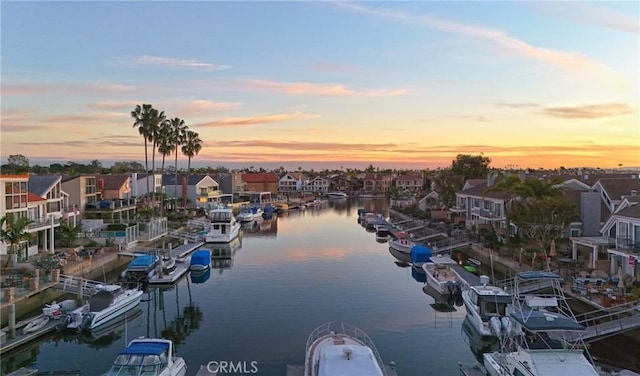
[305,321,388,376]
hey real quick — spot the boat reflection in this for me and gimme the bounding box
[240,218,278,238]
[211,236,242,273]
[422,284,462,309]
[461,316,500,363]
[190,268,211,284]
[388,247,411,265]
[412,266,428,283]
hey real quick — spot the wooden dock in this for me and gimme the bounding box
[148,259,190,284]
[1,316,59,355]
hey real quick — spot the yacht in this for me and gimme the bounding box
[327,191,348,198]
[388,232,415,254]
[237,204,263,222]
[481,271,603,376]
[103,337,187,376]
[421,254,467,296]
[205,204,241,243]
[461,275,512,342]
[64,284,143,332]
[304,321,389,376]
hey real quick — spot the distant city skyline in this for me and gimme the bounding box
[2,2,638,170]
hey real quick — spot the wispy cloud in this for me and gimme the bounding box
[497,102,541,109]
[116,55,229,70]
[195,112,320,128]
[3,82,136,97]
[309,60,358,73]
[182,100,241,115]
[338,2,609,73]
[241,79,406,97]
[530,2,639,34]
[87,100,140,110]
[541,103,632,119]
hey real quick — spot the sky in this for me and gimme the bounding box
[1,1,639,171]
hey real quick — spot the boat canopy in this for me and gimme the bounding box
[129,255,157,268]
[190,250,211,267]
[510,309,586,332]
[516,271,562,280]
[318,345,384,376]
[121,341,170,356]
[89,289,118,312]
[411,245,432,264]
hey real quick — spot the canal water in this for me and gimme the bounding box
[1,199,637,375]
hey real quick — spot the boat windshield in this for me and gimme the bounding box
[105,353,167,376]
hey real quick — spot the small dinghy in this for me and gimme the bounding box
[23,315,50,333]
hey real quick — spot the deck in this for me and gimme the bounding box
[285,364,399,376]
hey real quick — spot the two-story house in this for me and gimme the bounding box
[163,174,220,208]
[362,173,392,193]
[82,174,138,224]
[601,198,640,279]
[329,174,356,192]
[452,178,509,238]
[130,173,163,199]
[278,172,308,194]
[395,174,423,193]
[303,176,330,194]
[241,173,279,197]
[61,174,99,216]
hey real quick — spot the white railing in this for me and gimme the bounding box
[304,321,388,376]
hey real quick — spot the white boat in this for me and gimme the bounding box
[327,191,348,198]
[389,233,415,254]
[205,204,241,243]
[23,316,50,333]
[461,275,512,341]
[421,254,468,296]
[64,284,143,332]
[481,271,603,376]
[304,321,389,376]
[162,254,177,275]
[103,337,187,376]
[121,254,160,282]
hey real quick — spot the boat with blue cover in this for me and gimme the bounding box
[410,245,432,269]
[189,249,211,272]
[103,337,187,376]
[121,254,160,282]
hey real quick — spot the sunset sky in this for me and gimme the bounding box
[2,1,638,170]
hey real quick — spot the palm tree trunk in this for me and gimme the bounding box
[152,140,157,204]
[160,155,166,216]
[144,139,149,205]
[183,157,191,208]
[174,150,179,211]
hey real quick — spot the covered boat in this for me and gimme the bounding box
[104,337,187,376]
[189,249,211,271]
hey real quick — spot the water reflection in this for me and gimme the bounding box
[240,218,278,238]
[190,268,211,284]
[461,316,500,362]
[388,247,411,265]
[211,236,242,273]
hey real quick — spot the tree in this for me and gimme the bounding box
[510,196,578,268]
[157,119,175,216]
[483,173,534,244]
[90,159,103,174]
[148,108,167,181]
[168,118,188,210]
[181,130,203,207]
[56,219,82,248]
[433,168,464,208]
[131,104,155,201]
[0,214,33,264]
[5,154,30,174]
[451,154,491,182]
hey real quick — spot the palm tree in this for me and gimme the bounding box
[56,219,82,248]
[483,172,533,245]
[0,214,34,265]
[131,104,154,202]
[148,108,166,203]
[181,130,203,208]
[169,118,188,210]
[156,119,175,216]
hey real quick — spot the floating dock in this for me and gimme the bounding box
[138,242,202,285]
[1,316,60,355]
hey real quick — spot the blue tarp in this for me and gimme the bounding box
[411,245,432,264]
[121,342,169,355]
[129,255,157,268]
[190,249,211,267]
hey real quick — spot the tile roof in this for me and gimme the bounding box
[28,175,61,196]
[96,175,130,190]
[241,173,279,183]
[27,192,46,202]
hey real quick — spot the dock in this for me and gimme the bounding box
[285,364,398,376]
[7,369,81,376]
[1,316,59,355]
[458,362,487,376]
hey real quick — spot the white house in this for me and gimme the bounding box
[130,173,163,198]
[303,177,330,194]
[162,174,220,208]
[278,172,308,193]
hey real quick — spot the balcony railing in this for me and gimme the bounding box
[85,198,137,210]
[471,207,503,219]
[616,237,640,255]
[27,216,60,229]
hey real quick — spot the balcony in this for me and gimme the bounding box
[27,216,60,230]
[449,205,467,213]
[616,237,640,255]
[471,207,504,220]
[86,198,137,211]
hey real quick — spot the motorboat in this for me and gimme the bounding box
[421,254,467,296]
[461,275,512,341]
[205,204,241,243]
[189,249,212,272]
[121,254,160,282]
[327,191,348,198]
[465,258,481,274]
[481,271,603,376]
[304,321,389,376]
[63,284,143,332]
[237,204,263,222]
[388,232,415,254]
[410,244,432,270]
[103,337,187,376]
[162,254,177,275]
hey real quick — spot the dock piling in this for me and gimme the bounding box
[8,304,16,339]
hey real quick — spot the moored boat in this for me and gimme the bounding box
[421,254,468,297]
[206,204,241,243]
[189,249,212,271]
[388,232,415,254]
[121,254,160,282]
[303,321,390,376]
[461,275,512,342]
[103,337,187,376]
[327,191,349,198]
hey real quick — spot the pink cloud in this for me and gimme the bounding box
[241,79,407,97]
[195,112,319,127]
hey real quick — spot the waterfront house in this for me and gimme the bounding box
[329,174,356,192]
[61,174,99,216]
[303,176,330,194]
[83,174,138,224]
[451,178,510,239]
[601,198,640,280]
[396,173,424,193]
[362,173,392,193]
[211,172,245,197]
[129,173,163,199]
[418,191,441,211]
[97,175,132,200]
[278,172,308,194]
[241,173,279,197]
[162,174,220,208]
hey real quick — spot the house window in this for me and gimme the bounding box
[570,229,581,237]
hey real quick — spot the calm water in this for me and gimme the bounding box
[0,199,587,375]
